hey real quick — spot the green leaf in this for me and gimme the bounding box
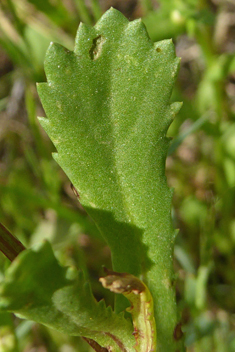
[37,8,184,351]
[0,241,135,352]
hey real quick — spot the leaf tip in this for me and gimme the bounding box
[37,116,50,134]
[65,266,78,281]
[170,101,183,116]
[52,152,60,163]
[95,6,128,30]
[126,17,150,41]
[44,42,72,75]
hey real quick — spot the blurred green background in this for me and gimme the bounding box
[0,0,235,351]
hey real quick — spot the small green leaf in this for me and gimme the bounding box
[0,242,135,351]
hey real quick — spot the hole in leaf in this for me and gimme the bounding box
[89,35,105,60]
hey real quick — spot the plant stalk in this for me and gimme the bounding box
[0,223,25,261]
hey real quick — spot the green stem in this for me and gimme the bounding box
[74,0,93,25]
[90,0,103,21]
[139,0,153,15]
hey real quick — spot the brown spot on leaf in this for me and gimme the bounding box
[99,267,145,294]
